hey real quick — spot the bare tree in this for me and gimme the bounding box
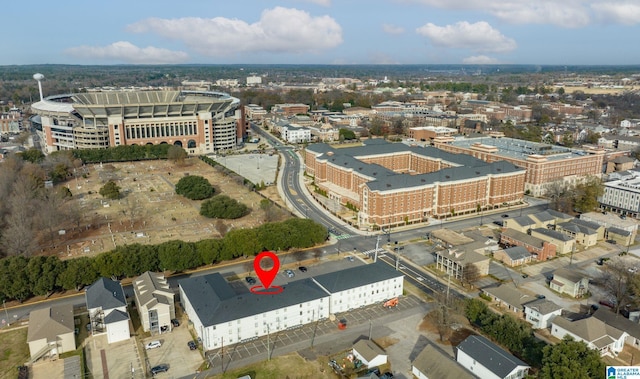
[37,188,69,245]
[461,264,480,288]
[215,219,228,237]
[427,305,452,342]
[121,197,145,228]
[600,258,635,313]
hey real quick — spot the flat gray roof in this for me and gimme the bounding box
[312,262,404,293]
[448,136,590,162]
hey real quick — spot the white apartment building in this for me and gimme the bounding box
[246,76,262,85]
[179,263,404,351]
[281,125,311,143]
[85,278,130,344]
[600,177,640,218]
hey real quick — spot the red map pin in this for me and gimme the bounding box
[253,251,280,289]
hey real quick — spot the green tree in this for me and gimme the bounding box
[338,128,356,141]
[27,256,63,296]
[158,240,200,271]
[49,163,70,182]
[573,176,604,213]
[175,175,214,200]
[18,148,45,164]
[540,336,605,379]
[57,257,98,291]
[200,195,249,219]
[99,180,121,199]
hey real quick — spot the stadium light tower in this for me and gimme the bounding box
[33,73,45,101]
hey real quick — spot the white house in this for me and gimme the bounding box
[456,335,530,379]
[27,304,76,362]
[551,316,627,356]
[281,125,311,143]
[412,344,475,379]
[133,271,175,334]
[179,263,404,352]
[523,298,563,329]
[352,340,387,368]
[86,277,130,344]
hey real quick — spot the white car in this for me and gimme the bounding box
[145,340,162,350]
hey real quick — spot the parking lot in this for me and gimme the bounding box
[143,321,203,378]
[204,295,425,372]
[85,334,145,379]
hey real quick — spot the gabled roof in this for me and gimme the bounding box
[133,271,174,310]
[609,227,631,237]
[552,316,625,348]
[482,284,534,309]
[546,209,574,221]
[413,345,476,379]
[502,246,532,261]
[501,229,546,249]
[532,228,574,242]
[27,304,75,343]
[523,298,563,315]
[103,309,129,324]
[593,308,640,340]
[353,340,386,361]
[529,211,556,224]
[457,335,529,377]
[557,221,597,235]
[509,216,536,228]
[553,268,586,284]
[86,277,126,310]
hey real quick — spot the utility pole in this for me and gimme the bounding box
[368,319,372,340]
[374,234,380,263]
[446,273,451,304]
[266,324,270,360]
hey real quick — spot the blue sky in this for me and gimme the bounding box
[4,0,640,65]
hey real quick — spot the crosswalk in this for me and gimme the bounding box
[334,234,354,240]
[362,248,386,257]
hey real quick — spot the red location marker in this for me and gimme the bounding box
[253,251,280,289]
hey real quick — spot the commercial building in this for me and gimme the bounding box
[271,103,310,117]
[179,263,403,351]
[600,177,640,218]
[434,135,604,196]
[30,89,243,155]
[133,271,175,334]
[305,139,525,229]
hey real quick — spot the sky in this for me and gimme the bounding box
[3,0,640,66]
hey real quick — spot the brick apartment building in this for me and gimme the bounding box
[500,229,557,261]
[305,139,525,229]
[271,103,310,117]
[434,135,604,196]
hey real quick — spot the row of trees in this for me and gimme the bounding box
[0,218,328,302]
[59,144,174,163]
[463,298,605,377]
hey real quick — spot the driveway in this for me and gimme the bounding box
[85,334,145,379]
[143,324,203,378]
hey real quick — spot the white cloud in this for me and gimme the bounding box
[462,55,499,64]
[65,41,189,64]
[297,0,331,5]
[404,0,601,28]
[592,2,640,25]
[382,23,405,35]
[416,21,516,53]
[127,7,343,56]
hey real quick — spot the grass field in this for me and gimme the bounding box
[0,327,29,379]
[205,353,336,379]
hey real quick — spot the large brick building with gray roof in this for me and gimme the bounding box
[305,139,525,229]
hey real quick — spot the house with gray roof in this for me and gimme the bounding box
[179,262,403,351]
[593,308,640,348]
[27,304,75,362]
[531,228,576,254]
[503,216,536,234]
[528,211,557,228]
[412,344,476,379]
[456,335,530,379]
[557,219,604,247]
[85,277,130,344]
[481,284,534,314]
[133,271,175,334]
[551,315,627,356]
[494,246,533,267]
[500,229,556,261]
[353,340,387,368]
[523,298,563,329]
[435,249,490,280]
[550,268,589,298]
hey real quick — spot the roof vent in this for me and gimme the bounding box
[386,184,391,188]
[497,168,502,172]
[476,171,480,175]
[445,175,450,179]
[113,291,117,297]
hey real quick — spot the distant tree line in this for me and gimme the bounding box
[0,218,327,302]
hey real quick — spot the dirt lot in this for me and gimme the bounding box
[45,157,279,259]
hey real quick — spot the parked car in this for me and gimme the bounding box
[150,364,169,375]
[145,340,162,350]
[599,299,616,309]
[346,256,355,262]
[606,239,617,244]
[493,221,504,227]
[245,276,257,285]
[501,214,509,218]
[284,269,295,278]
[171,319,180,327]
[187,341,197,350]
[298,266,308,272]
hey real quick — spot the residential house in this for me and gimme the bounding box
[531,228,575,254]
[456,335,530,379]
[580,211,638,241]
[412,344,476,379]
[434,249,490,280]
[27,304,76,362]
[593,308,640,349]
[503,216,536,234]
[494,246,533,267]
[85,277,130,344]
[523,299,563,329]
[550,268,589,298]
[482,284,535,313]
[551,316,627,356]
[352,340,388,368]
[528,211,557,229]
[546,209,574,224]
[133,271,175,334]
[556,219,602,247]
[608,227,633,246]
[500,229,556,261]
